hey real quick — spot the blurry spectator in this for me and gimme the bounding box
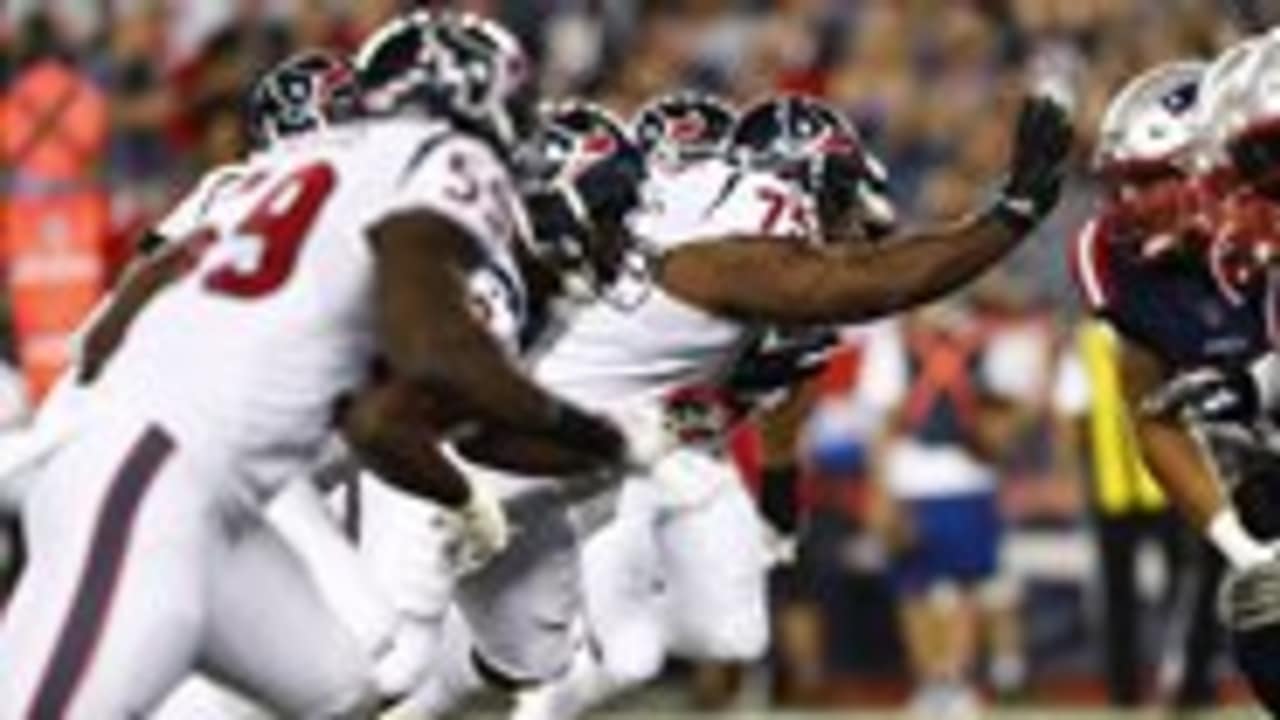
[2,12,110,400]
[785,332,892,705]
[346,0,401,47]
[540,5,609,96]
[293,0,354,52]
[863,303,1036,719]
[0,357,25,640]
[196,98,249,170]
[594,3,703,115]
[12,11,73,69]
[107,5,181,257]
[732,0,837,99]
[753,370,844,709]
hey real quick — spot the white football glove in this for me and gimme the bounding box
[1221,556,1280,634]
[450,476,510,576]
[609,401,676,469]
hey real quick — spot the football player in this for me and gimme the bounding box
[0,11,627,718]
[150,50,403,720]
[0,49,368,514]
[343,98,650,713]
[1069,44,1280,712]
[511,94,896,720]
[391,85,1072,719]
[161,35,648,715]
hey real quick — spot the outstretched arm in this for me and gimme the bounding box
[660,95,1073,326]
[338,378,471,507]
[659,211,1022,325]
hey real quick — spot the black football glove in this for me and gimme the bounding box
[994,96,1074,233]
[726,328,839,397]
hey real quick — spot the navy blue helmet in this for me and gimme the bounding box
[246,50,364,148]
[355,11,536,153]
[522,101,646,293]
[731,95,896,238]
[632,91,737,166]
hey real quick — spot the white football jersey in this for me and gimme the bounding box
[97,118,528,498]
[153,162,250,242]
[532,157,814,409]
[68,162,248,357]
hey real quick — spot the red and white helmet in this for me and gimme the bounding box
[1094,60,1207,184]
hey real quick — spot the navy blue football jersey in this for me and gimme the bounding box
[1073,214,1277,371]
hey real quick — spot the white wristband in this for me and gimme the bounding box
[1208,508,1272,569]
[1249,353,1280,413]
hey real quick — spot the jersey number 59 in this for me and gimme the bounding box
[198,162,337,299]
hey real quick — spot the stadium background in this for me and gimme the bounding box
[0,0,1266,716]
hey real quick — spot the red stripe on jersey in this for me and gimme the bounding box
[1069,216,1114,311]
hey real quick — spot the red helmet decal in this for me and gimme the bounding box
[581,129,618,158]
[318,63,354,103]
[322,61,352,89]
[668,112,707,143]
[817,129,857,154]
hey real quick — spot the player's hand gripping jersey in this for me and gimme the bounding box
[95,119,529,498]
[534,156,814,408]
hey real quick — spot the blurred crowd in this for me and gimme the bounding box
[0,0,1243,264]
[0,0,1257,713]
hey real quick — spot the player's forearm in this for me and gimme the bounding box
[700,211,1023,325]
[1118,339,1273,566]
[823,211,1021,322]
[79,241,192,383]
[397,328,628,473]
[338,382,472,508]
[455,426,616,477]
[410,327,558,432]
[1130,415,1271,569]
[1133,416,1227,531]
[373,214,569,439]
[1117,339,1227,531]
[756,378,822,463]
